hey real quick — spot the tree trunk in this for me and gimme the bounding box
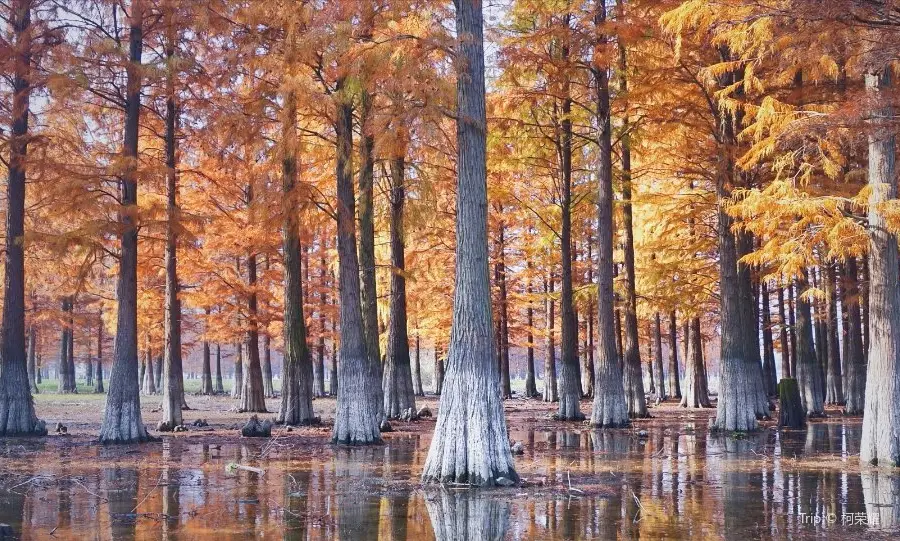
[787,283,798,377]
[824,263,844,405]
[647,329,655,395]
[240,241,267,413]
[778,378,806,429]
[422,0,518,485]
[413,334,424,396]
[143,349,156,395]
[737,232,770,418]
[159,17,185,431]
[99,0,150,443]
[232,343,243,399]
[543,277,558,403]
[27,326,38,394]
[589,0,629,428]
[861,66,900,467]
[200,340,213,395]
[434,348,444,395]
[494,211,512,399]
[0,0,44,435]
[583,241,596,397]
[357,81,380,377]
[813,268,829,404]
[329,303,338,396]
[383,156,417,420]
[680,318,711,408]
[524,271,538,398]
[653,313,666,401]
[667,311,681,399]
[94,314,104,393]
[843,257,866,415]
[67,302,76,391]
[777,284,791,379]
[332,80,381,444]
[214,344,224,394]
[315,245,328,397]
[58,298,72,393]
[262,333,274,398]
[85,327,93,388]
[796,275,825,418]
[761,282,778,396]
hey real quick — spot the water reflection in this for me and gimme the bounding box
[0,421,897,539]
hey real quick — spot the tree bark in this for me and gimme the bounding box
[589,0,629,428]
[159,14,185,430]
[861,66,900,467]
[583,241,596,397]
[787,283,798,377]
[232,342,243,398]
[332,79,382,444]
[357,78,380,377]
[494,210,512,400]
[777,284,791,378]
[99,0,150,443]
[824,263,844,405]
[27,326,38,394]
[214,343,224,394]
[680,318,711,408]
[543,276,557,403]
[200,340,213,395]
[653,313,666,400]
[434,348,444,395]
[413,333,424,396]
[383,156,416,420]
[422,0,518,485]
[524,270,538,398]
[796,275,825,418]
[761,282,778,396]
[143,349,156,395]
[0,0,44,435]
[240,231,267,413]
[94,312,104,393]
[843,257,866,414]
[315,244,328,397]
[667,311,681,399]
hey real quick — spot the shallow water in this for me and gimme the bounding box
[1,422,898,540]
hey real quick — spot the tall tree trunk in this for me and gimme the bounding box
[214,343,223,394]
[413,333,424,396]
[240,233,267,413]
[812,268,829,404]
[100,0,149,443]
[680,318,711,408]
[332,79,381,444]
[329,299,338,397]
[0,0,44,435]
[434,347,444,395]
[262,333,274,398]
[788,283,798,377]
[667,311,681,399]
[357,71,380,378]
[200,340,213,395]
[27,326,38,394]
[67,302,75,391]
[315,243,328,397]
[525,271,538,398]
[825,263,844,405]
[737,232,770,418]
[617,16,647,419]
[543,277,558,403]
[58,297,73,393]
[143,349,156,395]
[383,156,416,420]
[861,65,900,467]
[85,325,93,388]
[94,311,104,393]
[648,323,656,394]
[843,258,866,414]
[777,284,791,379]
[494,209,512,398]
[761,282,778,396]
[796,274,825,417]
[422,0,518,485]
[159,14,185,430]
[653,313,666,400]
[232,343,243,399]
[583,240,596,397]
[589,0,629,428]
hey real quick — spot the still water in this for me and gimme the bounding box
[1,422,898,540]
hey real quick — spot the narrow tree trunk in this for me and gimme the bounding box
[761,282,778,396]
[813,268,829,404]
[214,344,224,394]
[315,245,328,397]
[357,77,380,376]
[232,343,243,399]
[159,15,185,431]
[58,298,71,393]
[332,80,381,444]
[143,349,156,395]
[413,333,424,396]
[648,328,656,395]
[737,232,770,418]
[27,326,38,394]
[825,263,844,405]
[329,304,338,396]
[543,277,558,403]
[524,271,538,398]
[0,0,44,435]
[796,275,825,418]
[94,314,104,393]
[680,318,711,408]
[200,340,213,395]
[434,348,444,395]
[589,0,629,428]
[262,333,274,398]
[777,284,791,378]
[495,212,512,400]
[843,257,866,415]
[787,283,798,377]
[383,156,416,420]
[653,313,666,401]
[85,327,93,388]
[99,0,150,443]
[583,241,596,397]
[861,65,900,467]
[240,242,267,413]
[67,304,75,392]
[422,0,519,485]
[667,311,681,399]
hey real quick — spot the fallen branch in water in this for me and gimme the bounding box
[226,463,265,475]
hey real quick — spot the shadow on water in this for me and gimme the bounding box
[1,421,899,539]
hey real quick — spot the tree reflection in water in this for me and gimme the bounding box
[423,490,509,541]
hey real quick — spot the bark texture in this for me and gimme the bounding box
[824,264,844,405]
[680,318,711,408]
[542,277,557,403]
[652,313,666,400]
[422,0,519,485]
[843,257,866,414]
[796,276,825,418]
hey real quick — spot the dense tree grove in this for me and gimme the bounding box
[2,0,900,476]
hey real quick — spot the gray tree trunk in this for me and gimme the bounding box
[0,0,44,435]
[796,275,825,417]
[843,257,866,414]
[27,326,38,394]
[413,334,424,396]
[214,344,224,394]
[680,318,711,408]
[543,277,557,402]
[240,238,267,413]
[776,284,791,379]
[494,211,512,399]
[383,156,417,420]
[99,0,150,443]
[825,263,844,405]
[761,282,778,396]
[667,311,681,399]
[524,271,538,398]
[357,81,381,380]
[861,66,900,467]
[232,342,243,399]
[422,0,518,485]
[142,349,156,395]
[589,0,629,428]
[332,82,382,444]
[315,248,328,397]
[653,313,666,400]
[200,341,213,395]
[94,314,104,394]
